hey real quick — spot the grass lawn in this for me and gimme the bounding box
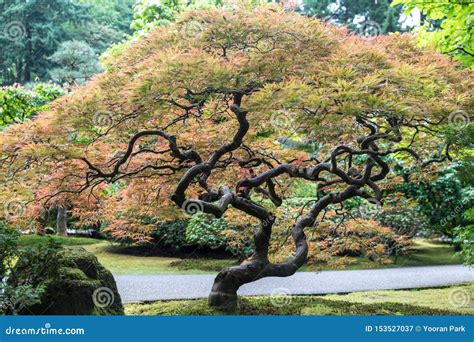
[303,239,463,272]
[393,239,463,266]
[82,242,235,275]
[18,236,462,275]
[125,283,474,316]
[18,235,235,274]
[88,238,462,275]
[18,234,102,247]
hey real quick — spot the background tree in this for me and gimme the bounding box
[393,0,474,67]
[71,0,135,53]
[446,124,474,264]
[391,0,474,265]
[0,0,134,85]
[49,40,103,85]
[0,0,90,84]
[454,208,474,265]
[56,207,68,237]
[79,0,135,35]
[130,0,224,33]
[131,0,185,32]
[398,164,474,237]
[301,0,406,34]
[0,5,471,308]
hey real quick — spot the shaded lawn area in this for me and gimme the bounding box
[18,235,233,274]
[18,236,463,275]
[82,243,234,275]
[125,283,474,316]
[394,239,463,266]
[86,238,462,275]
[303,239,463,272]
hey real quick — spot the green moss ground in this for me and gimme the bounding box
[125,283,474,316]
[324,282,474,315]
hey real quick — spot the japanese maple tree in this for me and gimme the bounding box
[0,5,472,308]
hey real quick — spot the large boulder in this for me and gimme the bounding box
[10,247,123,315]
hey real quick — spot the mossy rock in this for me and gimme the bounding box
[11,247,124,315]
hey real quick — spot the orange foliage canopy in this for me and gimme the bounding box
[0,5,472,241]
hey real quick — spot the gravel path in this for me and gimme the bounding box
[115,265,474,303]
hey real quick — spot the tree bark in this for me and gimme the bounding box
[56,207,68,237]
[22,26,32,83]
[208,193,336,309]
[209,261,267,309]
[15,58,23,84]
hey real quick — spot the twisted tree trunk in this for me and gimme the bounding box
[208,189,356,308]
[78,91,426,310]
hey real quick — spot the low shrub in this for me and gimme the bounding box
[453,208,474,266]
[185,213,228,250]
[31,82,66,101]
[0,223,18,280]
[376,207,430,237]
[149,214,254,260]
[1,224,62,315]
[0,83,65,127]
[151,220,188,248]
[306,219,412,267]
